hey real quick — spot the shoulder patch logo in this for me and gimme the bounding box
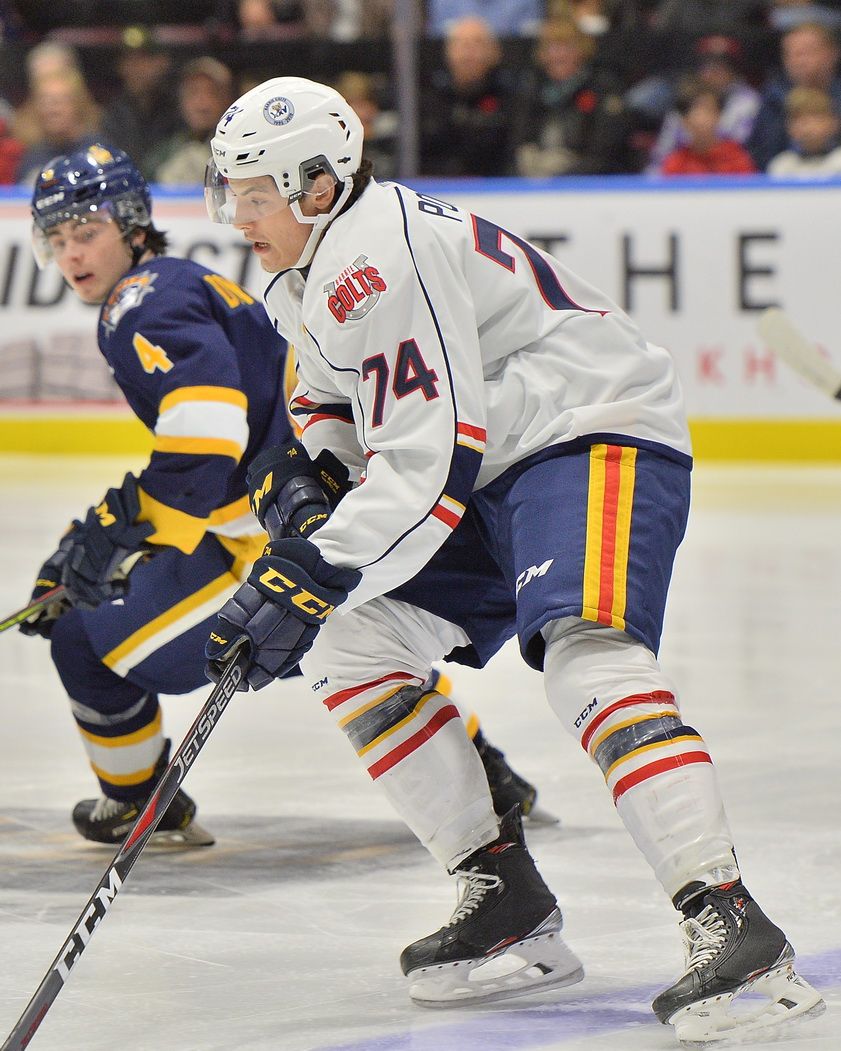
[263,96,294,126]
[101,271,157,335]
[324,255,387,324]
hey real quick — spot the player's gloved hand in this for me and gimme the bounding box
[19,524,80,638]
[246,440,351,540]
[62,473,154,610]
[205,536,361,691]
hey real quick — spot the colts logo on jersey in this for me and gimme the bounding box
[101,271,157,335]
[324,255,387,324]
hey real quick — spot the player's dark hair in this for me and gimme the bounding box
[345,156,374,210]
[140,223,169,257]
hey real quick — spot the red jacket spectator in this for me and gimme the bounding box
[659,77,757,175]
[661,139,756,174]
[0,109,24,183]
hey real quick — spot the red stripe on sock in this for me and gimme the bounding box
[367,704,460,779]
[612,751,712,803]
[323,672,420,712]
[580,691,676,752]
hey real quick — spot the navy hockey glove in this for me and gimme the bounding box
[62,473,154,610]
[19,524,80,638]
[205,536,361,691]
[247,440,351,540]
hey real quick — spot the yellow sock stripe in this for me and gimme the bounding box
[582,444,607,621]
[433,671,453,697]
[79,709,162,749]
[152,435,244,462]
[465,712,480,739]
[89,759,158,787]
[588,708,680,756]
[102,569,239,670]
[158,386,248,415]
[337,684,408,729]
[357,691,437,757]
[604,732,705,781]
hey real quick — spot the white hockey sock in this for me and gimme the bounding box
[544,619,738,900]
[303,598,500,869]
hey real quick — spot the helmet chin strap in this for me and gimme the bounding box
[289,177,353,269]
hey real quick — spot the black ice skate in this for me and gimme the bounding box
[473,729,558,825]
[400,807,583,1006]
[72,742,214,848]
[653,880,825,1046]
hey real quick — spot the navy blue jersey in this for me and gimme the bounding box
[98,256,291,554]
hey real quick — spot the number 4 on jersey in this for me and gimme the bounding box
[133,332,174,374]
[362,339,439,426]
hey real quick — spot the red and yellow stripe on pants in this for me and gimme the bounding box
[582,444,636,631]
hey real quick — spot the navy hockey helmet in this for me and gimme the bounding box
[31,144,152,268]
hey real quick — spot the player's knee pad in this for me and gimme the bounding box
[301,594,468,696]
[50,609,148,719]
[542,618,674,737]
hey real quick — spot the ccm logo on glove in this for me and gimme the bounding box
[257,566,337,619]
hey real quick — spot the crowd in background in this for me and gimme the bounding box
[4,1,841,184]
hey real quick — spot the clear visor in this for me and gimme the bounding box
[204,160,291,225]
[31,203,117,270]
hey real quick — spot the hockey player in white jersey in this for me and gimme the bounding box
[202,77,824,1044]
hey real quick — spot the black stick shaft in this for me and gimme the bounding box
[1,647,249,1051]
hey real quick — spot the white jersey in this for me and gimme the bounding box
[263,180,691,611]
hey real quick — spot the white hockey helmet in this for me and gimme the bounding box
[205,76,364,268]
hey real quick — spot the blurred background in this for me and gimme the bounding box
[1,0,840,460]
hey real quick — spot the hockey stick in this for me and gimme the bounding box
[0,640,250,1051]
[3,551,151,638]
[0,587,66,635]
[758,308,841,401]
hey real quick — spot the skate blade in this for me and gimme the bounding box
[407,911,584,1007]
[148,820,215,848]
[671,960,826,1047]
[523,802,560,826]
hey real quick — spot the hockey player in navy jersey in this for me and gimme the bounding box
[202,78,824,1044]
[22,144,543,847]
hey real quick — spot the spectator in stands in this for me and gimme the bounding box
[659,77,756,174]
[747,20,841,169]
[426,1,542,37]
[767,84,841,173]
[647,35,760,172]
[152,57,233,186]
[419,15,516,176]
[768,1,841,30]
[334,70,397,178]
[25,40,81,83]
[513,17,631,176]
[100,29,180,180]
[237,0,304,37]
[0,99,24,182]
[14,72,102,186]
